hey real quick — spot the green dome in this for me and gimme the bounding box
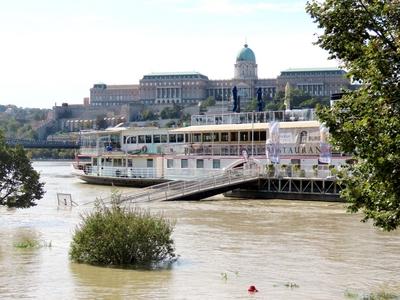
[236,44,256,63]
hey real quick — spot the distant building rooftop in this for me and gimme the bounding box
[281,67,346,73]
[92,84,138,90]
[142,71,209,80]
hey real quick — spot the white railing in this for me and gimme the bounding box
[183,143,269,157]
[117,167,261,204]
[80,161,341,206]
[83,166,160,179]
[78,148,124,156]
[191,109,316,126]
[262,163,339,179]
[164,167,223,180]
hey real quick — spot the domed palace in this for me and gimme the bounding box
[89,43,351,110]
[235,43,257,80]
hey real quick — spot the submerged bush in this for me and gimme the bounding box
[69,194,176,267]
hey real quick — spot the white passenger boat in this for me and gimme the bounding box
[72,126,186,187]
[72,109,349,188]
[162,109,349,181]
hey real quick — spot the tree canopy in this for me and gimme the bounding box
[306,0,400,230]
[0,132,44,208]
[70,193,176,267]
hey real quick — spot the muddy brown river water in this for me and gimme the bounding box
[0,161,399,299]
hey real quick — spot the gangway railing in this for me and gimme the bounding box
[106,167,262,205]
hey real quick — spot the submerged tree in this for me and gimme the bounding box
[70,192,176,267]
[306,0,400,230]
[0,132,44,208]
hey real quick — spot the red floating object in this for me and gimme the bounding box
[248,285,258,292]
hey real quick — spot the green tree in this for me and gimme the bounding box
[160,103,183,119]
[244,98,258,112]
[202,96,216,108]
[0,132,44,208]
[306,0,400,230]
[140,109,158,121]
[70,192,176,267]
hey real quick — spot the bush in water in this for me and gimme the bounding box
[70,193,176,267]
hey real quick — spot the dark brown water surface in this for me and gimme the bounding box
[0,161,399,299]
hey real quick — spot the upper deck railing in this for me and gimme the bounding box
[191,109,317,126]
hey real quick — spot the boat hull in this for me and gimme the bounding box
[77,174,170,187]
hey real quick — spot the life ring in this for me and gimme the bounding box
[141,145,148,153]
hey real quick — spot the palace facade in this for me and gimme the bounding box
[90,44,351,107]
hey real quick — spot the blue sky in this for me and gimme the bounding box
[0,0,338,108]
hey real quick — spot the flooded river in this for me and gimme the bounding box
[0,161,399,299]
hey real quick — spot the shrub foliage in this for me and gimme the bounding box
[70,196,176,267]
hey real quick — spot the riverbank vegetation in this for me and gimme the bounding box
[14,239,52,249]
[0,105,50,139]
[70,193,176,267]
[307,0,400,230]
[26,149,75,160]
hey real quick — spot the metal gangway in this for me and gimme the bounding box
[107,167,262,205]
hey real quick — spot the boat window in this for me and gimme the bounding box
[114,159,123,167]
[254,131,260,141]
[128,136,137,144]
[102,157,112,166]
[299,131,308,144]
[128,159,133,167]
[185,134,189,143]
[230,132,238,142]
[181,159,188,168]
[193,133,201,142]
[196,159,204,168]
[221,132,229,142]
[212,132,220,142]
[167,159,174,168]
[138,135,145,144]
[213,159,220,169]
[153,135,161,143]
[147,159,154,168]
[145,135,152,143]
[93,158,98,166]
[169,134,177,143]
[177,134,184,143]
[202,133,212,142]
[260,131,266,141]
[161,134,168,143]
[240,132,249,142]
